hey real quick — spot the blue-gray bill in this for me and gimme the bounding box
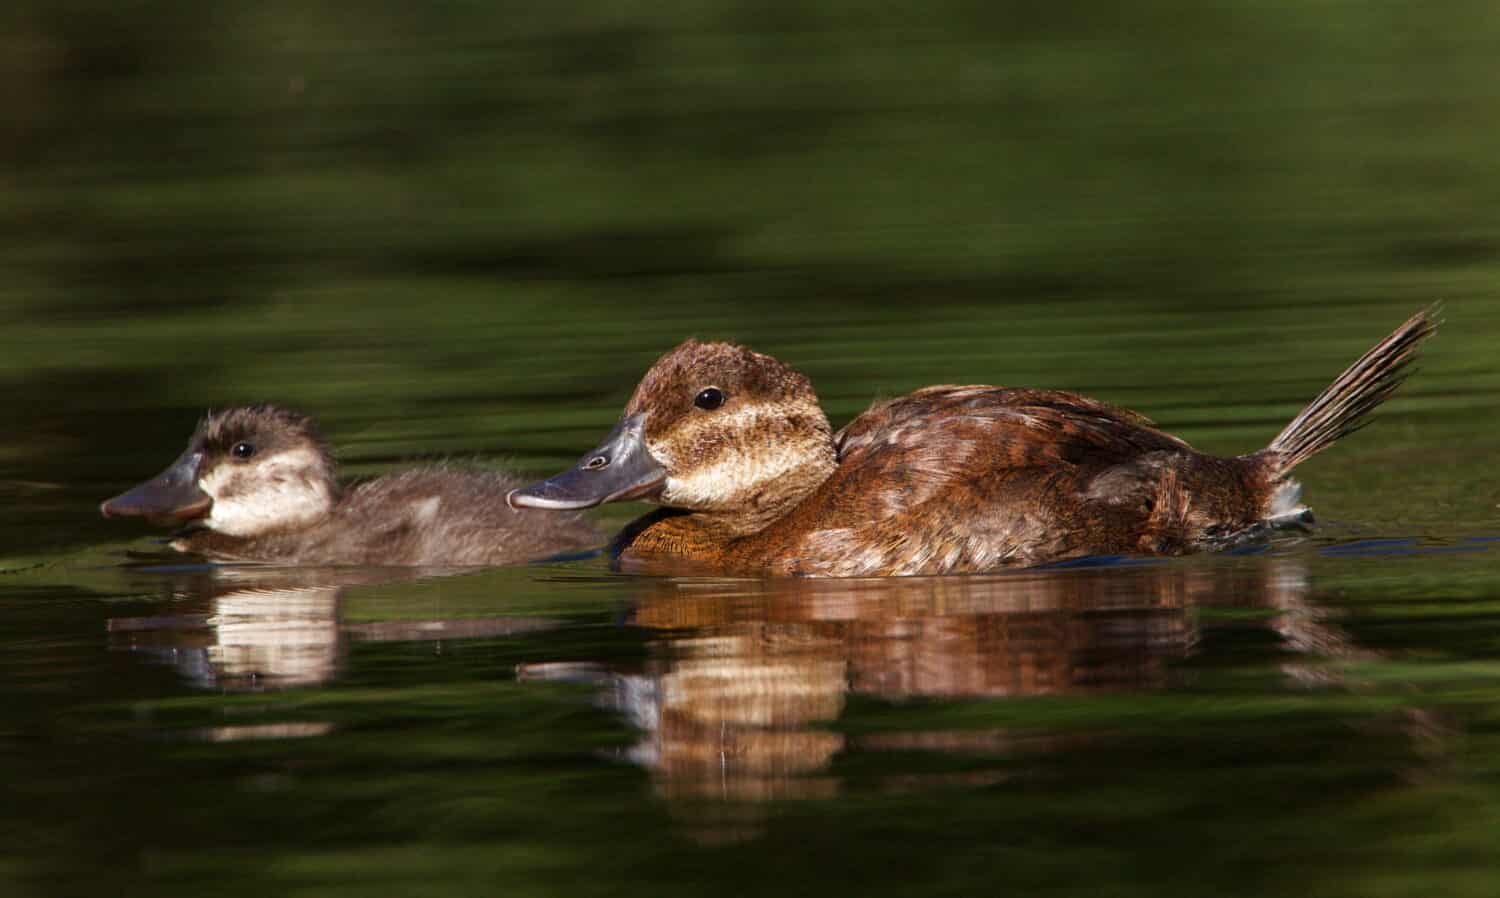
[507,414,666,511]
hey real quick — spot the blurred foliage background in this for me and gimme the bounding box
[4,0,1499,561]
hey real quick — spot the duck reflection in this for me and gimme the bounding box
[524,556,1329,802]
[107,566,558,691]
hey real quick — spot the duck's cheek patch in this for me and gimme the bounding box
[659,441,812,510]
[661,463,760,510]
[199,448,334,537]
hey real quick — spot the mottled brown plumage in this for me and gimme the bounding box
[102,405,601,566]
[511,307,1438,577]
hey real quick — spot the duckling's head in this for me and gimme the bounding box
[101,405,338,537]
[510,340,836,533]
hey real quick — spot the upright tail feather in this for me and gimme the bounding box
[1263,304,1440,475]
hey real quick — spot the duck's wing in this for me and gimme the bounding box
[782,387,1196,575]
[834,385,1189,467]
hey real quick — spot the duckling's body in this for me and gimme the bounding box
[102,406,600,566]
[511,308,1438,577]
[174,462,598,567]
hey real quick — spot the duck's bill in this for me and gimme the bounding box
[100,450,213,524]
[508,414,666,511]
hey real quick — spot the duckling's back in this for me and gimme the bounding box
[187,464,600,566]
[333,465,602,566]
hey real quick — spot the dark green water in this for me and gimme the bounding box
[5,2,1500,895]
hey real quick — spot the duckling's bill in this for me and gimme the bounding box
[508,414,666,511]
[100,449,213,523]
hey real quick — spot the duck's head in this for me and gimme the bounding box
[101,405,338,537]
[509,340,836,533]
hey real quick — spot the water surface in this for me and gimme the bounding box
[5,1,1500,895]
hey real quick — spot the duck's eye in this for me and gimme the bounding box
[693,387,726,411]
[231,442,256,460]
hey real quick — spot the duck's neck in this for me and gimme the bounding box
[671,441,837,540]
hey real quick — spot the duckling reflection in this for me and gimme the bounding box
[523,556,1328,802]
[108,566,560,690]
[108,568,343,689]
[195,581,341,690]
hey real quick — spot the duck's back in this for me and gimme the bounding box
[184,465,600,566]
[731,387,1269,576]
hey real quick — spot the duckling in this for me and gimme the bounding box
[509,307,1438,577]
[101,405,601,566]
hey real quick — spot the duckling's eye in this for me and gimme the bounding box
[693,387,726,411]
[231,442,256,460]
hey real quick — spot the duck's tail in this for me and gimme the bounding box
[1259,304,1440,479]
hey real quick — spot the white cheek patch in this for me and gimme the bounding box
[661,450,804,510]
[659,438,815,512]
[650,402,835,512]
[200,447,334,537]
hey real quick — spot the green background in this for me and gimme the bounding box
[3,1,1500,895]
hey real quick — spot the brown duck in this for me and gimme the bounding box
[509,307,1438,577]
[101,406,600,566]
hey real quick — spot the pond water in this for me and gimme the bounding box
[6,2,1500,896]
